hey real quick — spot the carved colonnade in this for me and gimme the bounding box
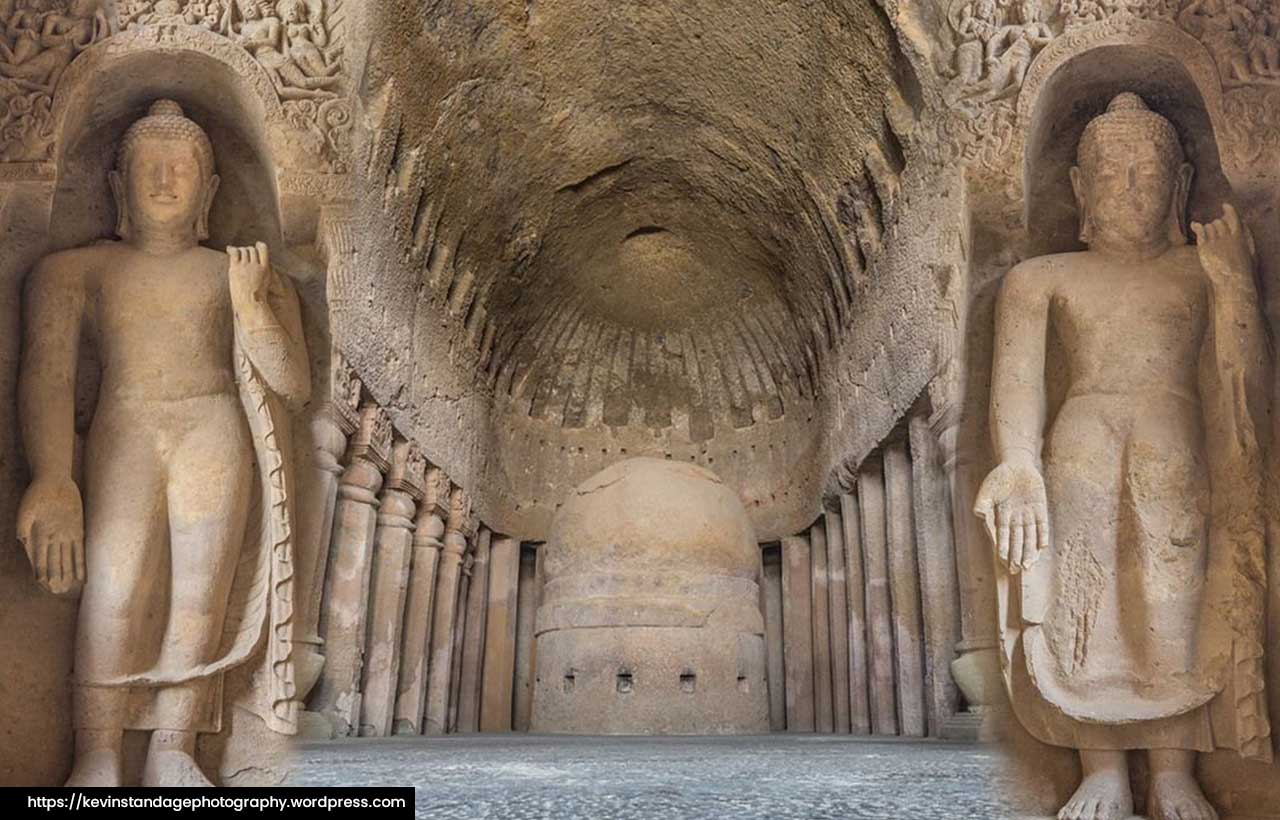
[762,399,974,738]
[294,353,533,738]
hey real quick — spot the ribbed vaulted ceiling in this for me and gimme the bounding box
[357,0,919,442]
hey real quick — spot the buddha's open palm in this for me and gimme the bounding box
[16,477,84,597]
[974,459,1049,574]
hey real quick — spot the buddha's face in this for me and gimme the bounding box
[117,137,212,239]
[1074,136,1183,248]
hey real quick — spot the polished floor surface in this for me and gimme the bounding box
[292,733,1017,819]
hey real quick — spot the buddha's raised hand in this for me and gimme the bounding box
[228,241,272,309]
[16,476,84,597]
[974,456,1049,575]
[1192,203,1255,289]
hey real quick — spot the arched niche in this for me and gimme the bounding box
[1022,42,1231,258]
[49,45,283,252]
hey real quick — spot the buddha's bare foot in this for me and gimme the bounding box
[64,749,124,787]
[141,749,214,788]
[1149,771,1217,820]
[1058,770,1133,820]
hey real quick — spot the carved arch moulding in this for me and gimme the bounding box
[0,0,353,183]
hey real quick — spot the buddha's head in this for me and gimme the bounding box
[1071,93,1191,251]
[109,99,219,245]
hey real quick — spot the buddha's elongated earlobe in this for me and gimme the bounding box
[1069,165,1092,245]
[196,174,220,241]
[109,170,131,241]
[1170,161,1193,245]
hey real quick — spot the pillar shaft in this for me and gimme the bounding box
[841,492,871,734]
[909,414,963,735]
[480,536,521,732]
[824,509,852,734]
[512,546,539,732]
[809,523,834,733]
[448,553,473,732]
[781,534,815,732]
[858,456,898,736]
[392,467,448,735]
[358,441,426,737]
[422,488,469,735]
[885,438,927,737]
[457,528,492,732]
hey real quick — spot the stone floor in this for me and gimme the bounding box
[291,734,1021,819]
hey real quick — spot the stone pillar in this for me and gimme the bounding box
[908,413,962,737]
[358,440,426,737]
[512,545,539,732]
[781,534,815,732]
[824,507,852,734]
[809,523,834,733]
[761,547,786,732]
[858,456,898,736]
[294,355,361,729]
[311,404,393,736]
[841,492,871,734]
[457,527,492,733]
[885,437,927,737]
[393,467,449,735]
[480,535,521,732]
[423,486,469,735]
[448,548,474,732]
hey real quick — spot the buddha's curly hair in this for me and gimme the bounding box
[116,99,216,178]
[1077,92,1184,170]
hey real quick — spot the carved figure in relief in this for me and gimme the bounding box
[231,0,336,99]
[977,0,1054,102]
[0,0,106,92]
[16,100,309,786]
[945,0,1003,101]
[975,94,1272,820]
[278,0,338,79]
[0,0,48,66]
[184,0,227,29]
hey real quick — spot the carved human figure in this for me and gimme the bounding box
[0,0,107,92]
[1179,0,1257,82]
[976,0,1053,102]
[184,0,226,30]
[277,0,338,79]
[17,99,309,786]
[947,0,1002,94]
[0,0,46,66]
[974,94,1272,820]
[233,0,335,98]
